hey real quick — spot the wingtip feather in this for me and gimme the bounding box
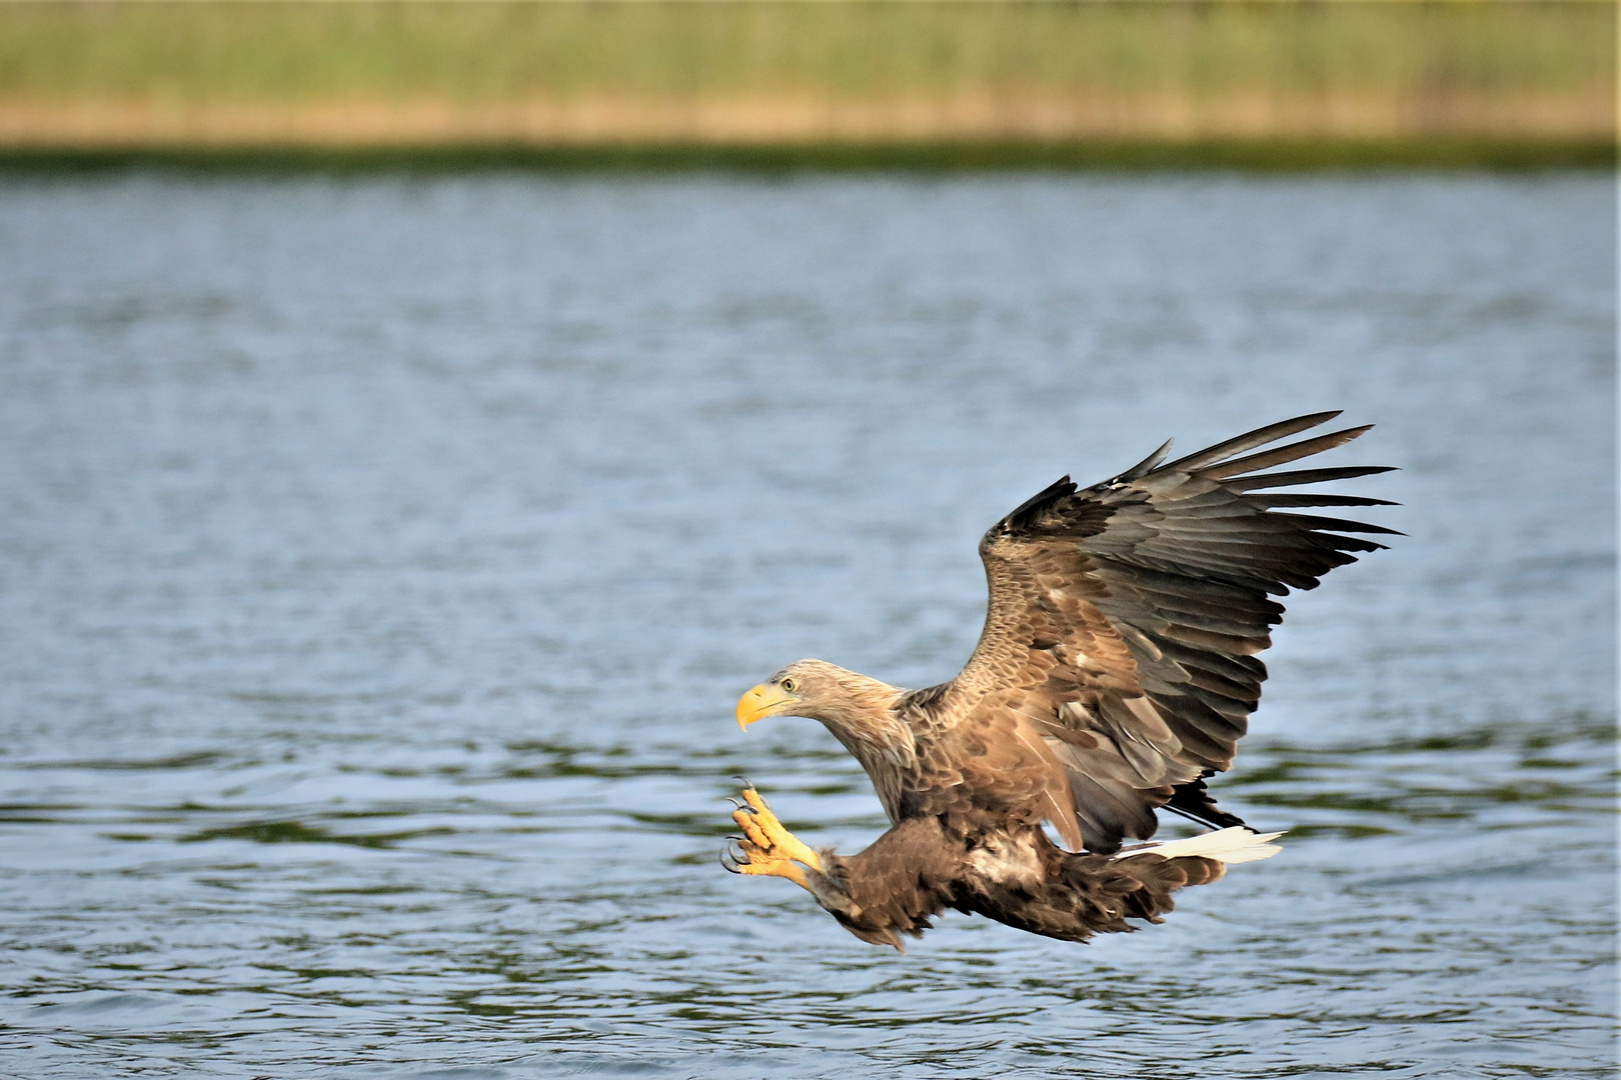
[1158,412,1344,473]
[1199,425,1374,481]
[1119,437,1175,481]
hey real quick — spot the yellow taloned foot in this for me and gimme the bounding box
[735,787,824,872]
[721,787,825,893]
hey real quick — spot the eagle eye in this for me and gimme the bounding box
[780,677,798,693]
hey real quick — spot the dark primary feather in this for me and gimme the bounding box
[1156,410,1343,472]
[937,411,1396,852]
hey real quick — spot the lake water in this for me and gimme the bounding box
[0,171,1613,1079]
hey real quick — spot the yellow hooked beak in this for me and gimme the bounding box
[736,683,795,730]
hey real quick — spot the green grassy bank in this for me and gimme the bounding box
[0,1,1612,170]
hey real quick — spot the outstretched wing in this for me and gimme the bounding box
[938,412,1396,852]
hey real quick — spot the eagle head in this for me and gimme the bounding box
[735,659,902,737]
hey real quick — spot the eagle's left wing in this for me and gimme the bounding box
[939,412,1396,852]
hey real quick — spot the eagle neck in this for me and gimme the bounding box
[812,689,915,824]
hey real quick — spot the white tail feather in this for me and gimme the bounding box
[1111,826,1285,866]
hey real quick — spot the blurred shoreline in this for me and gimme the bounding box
[0,0,1612,171]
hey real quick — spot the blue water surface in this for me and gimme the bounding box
[0,172,1613,1079]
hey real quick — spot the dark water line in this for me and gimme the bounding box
[0,137,1613,176]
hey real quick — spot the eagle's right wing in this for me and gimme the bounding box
[941,412,1397,852]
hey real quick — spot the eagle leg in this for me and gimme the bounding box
[721,787,826,894]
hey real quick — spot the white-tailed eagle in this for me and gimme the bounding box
[723,412,1394,950]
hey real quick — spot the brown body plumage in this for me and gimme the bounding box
[727,413,1394,949]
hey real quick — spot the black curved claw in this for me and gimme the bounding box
[724,797,747,810]
[734,775,754,790]
[719,839,750,874]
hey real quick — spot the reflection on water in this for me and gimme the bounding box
[0,173,1612,1078]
